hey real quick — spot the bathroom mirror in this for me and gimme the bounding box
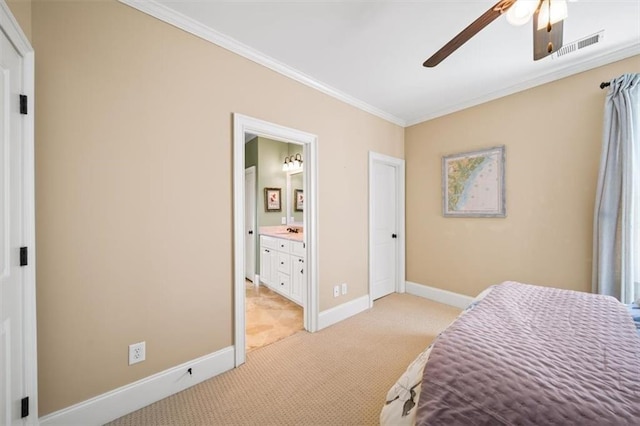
[286,170,303,225]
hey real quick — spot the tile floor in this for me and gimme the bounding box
[245,280,304,352]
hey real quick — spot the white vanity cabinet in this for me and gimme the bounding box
[259,235,305,306]
[259,236,277,286]
[290,255,304,303]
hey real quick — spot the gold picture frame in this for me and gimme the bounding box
[264,187,281,212]
[294,189,304,212]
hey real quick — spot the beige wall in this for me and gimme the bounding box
[32,0,403,415]
[406,55,640,298]
[18,0,638,416]
[7,0,31,42]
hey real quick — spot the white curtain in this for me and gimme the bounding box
[592,73,640,304]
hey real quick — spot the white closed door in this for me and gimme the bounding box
[0,24,30,425]
[371,162,398,300]
[244,167,256,281]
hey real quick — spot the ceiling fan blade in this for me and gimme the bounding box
[423,0,517,68]
[532,7,564,60]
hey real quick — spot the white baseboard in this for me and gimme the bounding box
[39,346,235,426]
[318,295,370,330]
[405,281,474,309]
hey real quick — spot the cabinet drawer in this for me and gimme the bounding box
[276,239,290,252]
[291,241,305,257]
[276,272,290,294]
[260,235,278,250]
[277,252,290,273]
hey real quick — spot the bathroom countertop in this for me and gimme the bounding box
[259,226,304,242]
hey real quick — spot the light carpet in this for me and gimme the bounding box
[108,293,460,426]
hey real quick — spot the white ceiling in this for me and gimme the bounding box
[132,1,640,126]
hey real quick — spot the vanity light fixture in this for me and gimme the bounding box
[282,156,292,171]
[282,153,303,172]
[292,153,303,170]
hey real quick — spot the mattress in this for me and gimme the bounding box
[381,282,640,425]
[380,286,494,425]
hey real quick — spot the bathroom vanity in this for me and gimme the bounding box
[259,228,305,306]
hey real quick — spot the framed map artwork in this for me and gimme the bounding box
[442,146,505,217]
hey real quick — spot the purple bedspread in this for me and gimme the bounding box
[415,281,640,425]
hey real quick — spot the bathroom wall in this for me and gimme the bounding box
[257,137,289,227]
[256,138,303,228]
[245,137,258,169]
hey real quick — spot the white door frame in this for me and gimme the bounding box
[233,114,319,367]
[368,152,405,308]
[0,1,37,422]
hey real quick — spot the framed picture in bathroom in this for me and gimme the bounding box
[264,187,281,212]
[294,189,304,212]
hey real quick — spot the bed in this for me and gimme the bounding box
[381,281,640,425]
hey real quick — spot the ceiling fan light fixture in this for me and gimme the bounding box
[537,0,568,30]
[506,0,539,26]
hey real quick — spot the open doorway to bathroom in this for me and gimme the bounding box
[244,135,304,351]
[233,114,318,367]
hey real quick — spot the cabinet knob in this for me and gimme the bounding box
[300,269,304,274]
[280,262,284,265]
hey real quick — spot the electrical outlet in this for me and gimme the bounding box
[128,341,146,365]
[333,285,340,298]
[341,283,348,295]
[281,217,286,224]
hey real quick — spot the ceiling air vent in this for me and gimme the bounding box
[553,31,604,59]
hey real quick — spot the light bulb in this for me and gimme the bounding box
[506,0,539,26]
[283,156,291,171]
[537,0,568,31]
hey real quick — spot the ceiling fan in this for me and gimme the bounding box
[424,0,571,67]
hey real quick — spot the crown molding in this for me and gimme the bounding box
[405,42,640,127]
[118,1,638,128]
[118,0,406,127]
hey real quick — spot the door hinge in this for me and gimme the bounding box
[19,94,28,115]
[20,247,28,266]
[21,396,29,418]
